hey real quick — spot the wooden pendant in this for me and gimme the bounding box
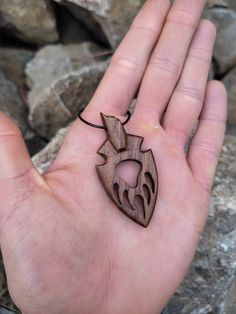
[96,113,158,227]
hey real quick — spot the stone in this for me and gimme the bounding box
[227,0,236,10]
[0,48,34,90]
[204,8,236,74]
[0,308,17,314]
[163,135,236,314]
[56,5,93,45]
[28,63,107,139]
[207,0,228,7]
[0,0,58,45]
[0,256,18,313]
[26,43,108,139]
[0,71,29,135]
[26,43,109,103]
[222,67,236,127]
[54,0,145,47]
[209,62,215,80]
[24,130,48,157]
[26,43,109,139]
[32,125,70,174]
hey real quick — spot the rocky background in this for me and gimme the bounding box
[0,0,235,313]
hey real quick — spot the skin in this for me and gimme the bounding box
[0,0,227,313]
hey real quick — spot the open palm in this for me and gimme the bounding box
[0,0,227,313]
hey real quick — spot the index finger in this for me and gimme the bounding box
[82,0,171,122]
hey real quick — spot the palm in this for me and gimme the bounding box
[0,125,210,314]
[0,1,227,314]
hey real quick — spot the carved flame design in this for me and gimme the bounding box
[96,114,158,227]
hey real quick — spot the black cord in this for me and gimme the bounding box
[78,109,131,130]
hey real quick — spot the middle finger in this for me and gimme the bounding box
[133,0,206,124]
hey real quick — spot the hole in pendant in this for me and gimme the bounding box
[143,184,151,205]
[123,190,134,211]
[134,195,145,218]
[145,172,155,193]
[113,183,121,204]
[116,160,141,188]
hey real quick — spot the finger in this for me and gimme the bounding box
[0,113,43,190]
[81,0,171,122]
[51,0,171,162]
[163,19,216,146]
[134,0,207,123]
[0,113,44,221]
[187,81,227,192]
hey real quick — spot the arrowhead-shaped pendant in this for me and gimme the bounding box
[96,113,158,227]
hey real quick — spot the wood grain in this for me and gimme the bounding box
[96,113,158,227]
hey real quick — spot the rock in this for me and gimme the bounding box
[26,43,109,139]
[0,308,17,314]
[56,5,93,45]
[209,62,215,80]
[0,0,58,45]
[32,125,70,174]
[222,67,236,127]
[227,0,236,10]
[0,256,16,314]
[0,48,34,89]
[163,135,236,314]
[26,43,109,100]
[204,8,236,74]
[54,0,145,47]
[29,62,107,139]
[0,71,28,135]
[207,0,228,7]
[24,129,48,157]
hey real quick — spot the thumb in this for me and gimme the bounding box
[0,112,39,181]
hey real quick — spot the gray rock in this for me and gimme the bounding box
[222,67,236,127]
[163,135,236,314]
[0,307,17,314]
[26,44,109,139]
[26,43,108,139]
[0,48,34,89]
[24,129,48,157]
[209,62,215,80]
[0,71,28,135]
[26,43,107,139]
[0,0,58,45]
[26,43,108,102]
[204,8,236,74]
[54,0,145,47]
[227,0,236,10]
[32,125,70,174]
[56,6,93,45]
[28,63,107,139]
[207,0,228,7]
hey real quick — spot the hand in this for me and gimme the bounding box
[0,0,227,313]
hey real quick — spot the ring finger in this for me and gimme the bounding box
[163,19,216,146]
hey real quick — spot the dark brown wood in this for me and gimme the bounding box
[96,113,158,227]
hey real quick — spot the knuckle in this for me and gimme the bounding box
[192,140,221,156]
[130,23,156,36]
[166,125,189,142]
[176,86,203,102]
[0,130,22,141]
[167,8,197,30]
[189,47,212,64]
[111,56,143,74]
[149,56,181,77]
